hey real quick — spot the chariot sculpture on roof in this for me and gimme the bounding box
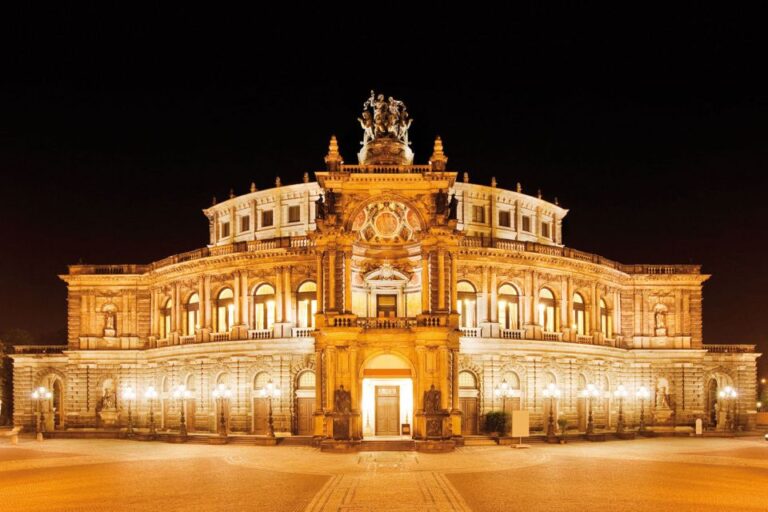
[359,90,413,146]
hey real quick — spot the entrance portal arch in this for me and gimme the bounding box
[359,352,415,438]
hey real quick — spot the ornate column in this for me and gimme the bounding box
[531,272,539,325]
[328,250,336,311]
[591,283,599,334]
[204,276,212,333]
[481,266,489,322]
[197,276,205,334]
[490,268,498,322]
[283,266,292,323]
[421,252,430,314]
[438,249,446,311]
[275,267,283,323]
[438,346,450,410]
[316,251,324,313]
[560,277,569,333]
[171,283,179,333]
[450,252,458,314]
[241,272,249,326]
[326,347,336,411]
[451,349,460,410]
[233,273,240,330]
[344,248,352,313]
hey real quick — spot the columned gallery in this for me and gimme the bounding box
[12,95,759,448]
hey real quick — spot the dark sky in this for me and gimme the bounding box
[1,6,766,375]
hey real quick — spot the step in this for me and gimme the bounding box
[463,436,497,446]
[360,440,415,451]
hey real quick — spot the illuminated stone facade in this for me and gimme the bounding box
[11,98,760,442]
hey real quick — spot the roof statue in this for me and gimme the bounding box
[357,90,415,166]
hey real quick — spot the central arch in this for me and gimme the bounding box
[359,352,414,439]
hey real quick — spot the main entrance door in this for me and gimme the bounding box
[375,385,400,435]
[297,397,315,435]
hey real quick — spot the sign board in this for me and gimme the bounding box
[695,418,703,436]
[511,410,530,438]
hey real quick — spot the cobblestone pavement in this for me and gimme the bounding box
[0,437,766,511]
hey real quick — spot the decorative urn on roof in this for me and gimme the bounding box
[357,90,415,166]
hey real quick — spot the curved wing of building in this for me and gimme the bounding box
[12,95,760,444]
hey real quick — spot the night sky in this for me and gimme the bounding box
[2,7,766,375]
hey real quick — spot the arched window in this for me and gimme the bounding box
[254,372,272,391]
[216,288,235,333]
[297,370,316,389]
[498,283,520,330]
[573,293,586,335]
[501,371,521,390]
[600,298,611,337]
[186,374,197,391]
[457,281,477,328]
[161,299,172,338]
[538,288,556,332]
[296,281,317,329]
[253,284,276,331]
[185,293,200,336]
[459,370,478,389]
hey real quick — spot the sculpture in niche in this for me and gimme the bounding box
[655,378,672,410]
[435,190,447,214]
[424,384,441,414]
[315,194,325,220]
[654,304,668,336]
[447,193,458,221]
[334,385,351,413]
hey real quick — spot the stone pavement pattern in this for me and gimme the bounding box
[0,437,766,511]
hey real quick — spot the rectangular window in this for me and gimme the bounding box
[522,216,531,232]
[498,210,511,228]
[472,205,485,224]
[261,210,274,227]
[541,222,550,238]
[288,205,300,223]
[221,222,230,238]
[240,215,250,232]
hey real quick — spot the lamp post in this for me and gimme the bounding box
[144,386,158,437]
[580,384,600,435]
[613,385,628,434]
[494,379,516,434]
[173,385,192,437]
[718,386,738,432]
[259,379,280,438]
[542,383,561,441]
[212,383,232,436]
[31,386,52,442]
[635,386,650,433]
[123,386,136,437]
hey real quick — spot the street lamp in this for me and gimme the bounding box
[212,383,232,436]
[718,386,738,432]
[172,385,192,437]
[613,385,628,434]
[31,386,52,442]
[580,384,600,435]
[123,386,136,437]
[144,386,158,437]
[635,386,650,432]
[259,379,281,438]
[542,383,561,441]
[494,379,516,428]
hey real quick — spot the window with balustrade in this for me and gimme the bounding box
[261,210,274,228]
[254,284,276,330]
[296,281,317,329]
[538,288,556,332]
[456,281,477,328]
[160,299,172,338]
[216,288,235,333]
[498,283,520,330]
[185,293,200,335]
[573,293,586,335]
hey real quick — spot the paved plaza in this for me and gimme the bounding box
[0,436,766,511]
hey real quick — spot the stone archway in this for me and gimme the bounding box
[359,352,414,438]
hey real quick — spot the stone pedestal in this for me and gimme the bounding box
[654,408,674,426]
[98,409,120,429]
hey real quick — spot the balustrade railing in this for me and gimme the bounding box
[211,332,230,342]
[13,345,66,354]
[576,334,594,343]
[543,331,562,342]
[501,329,524,340]
[704,344,756,353]
[179,335,196,344]
[459,327,481,337]
[248,329,274,340]
[291,327,314,337]
[357,317,417,329]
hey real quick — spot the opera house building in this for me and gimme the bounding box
[11,95,760,449]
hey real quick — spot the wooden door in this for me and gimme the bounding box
[375,386,400,435]
[577,397,587,431]
[253,398,269,434]
[297,397,315,435]
[459,397,478,435]
[185,400,196,432]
